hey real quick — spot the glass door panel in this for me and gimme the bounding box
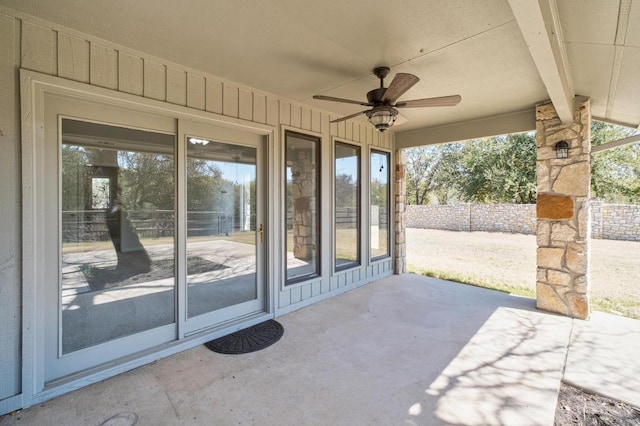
[186,138,258,319]
[60,118,176,354]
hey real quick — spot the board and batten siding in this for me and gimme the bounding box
[0,8,394,410]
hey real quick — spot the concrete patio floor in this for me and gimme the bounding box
[2,274,639,425]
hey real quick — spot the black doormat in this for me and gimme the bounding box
[204,320,284,354]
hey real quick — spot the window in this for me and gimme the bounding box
[335,142,360,270]
[370,150,390,259]
[285,131,321,284]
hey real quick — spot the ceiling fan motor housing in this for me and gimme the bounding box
[367,88,388,105]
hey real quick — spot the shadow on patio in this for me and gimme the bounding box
[2,274,574,426]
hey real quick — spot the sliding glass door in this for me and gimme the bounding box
[42,94,266,383]
[183,122,265,333]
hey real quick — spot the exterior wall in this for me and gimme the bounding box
[0,8,394,411]
[407,202,640,241]
[0,13,22,406]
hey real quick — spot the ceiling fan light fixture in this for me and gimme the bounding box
[366,107,398,132]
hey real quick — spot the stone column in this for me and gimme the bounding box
[395,149,407,274]
[536,97,591,319]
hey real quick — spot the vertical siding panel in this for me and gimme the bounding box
[238,88,253,121]
[321,280,331,294]
[337,121,346,139]
[345,122,353,141]
[345,271,353,286]
[186,72,205,110]
[312,281,321,297]
[373,128,379,146]
[290,104,301,128]
[301,107,311,130]
[143,60,166,101]
[253,93,267,124]
[57,33,89,83]
[321,113,331,137]
[366,126,374,146]
[290,286,302,304]
[90,43,118,90]
[353,123,361,143]
[21,21,55,74]
[266,96,279,126]
[223,85,239,118]
[330,276,338,291]
[279,290,291,308]
[205,78,223,114]
[301,283,312,301]
[280,101,291,126]
[311,110,322,133]
[167,67,187,106]
[118,52,143,96]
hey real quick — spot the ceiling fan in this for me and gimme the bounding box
[313,66,461,132]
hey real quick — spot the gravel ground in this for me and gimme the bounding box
[406,228,640,318]
[555,383,640,426]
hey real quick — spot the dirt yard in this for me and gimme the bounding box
[406,228,640,319]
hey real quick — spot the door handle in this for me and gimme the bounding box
[258,224,263,243]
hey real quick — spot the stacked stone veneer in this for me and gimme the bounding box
[395,149,406,274]
[406,204,537,234]
[290,149,316,260]
[406,202,640,241]
[536,98,591,319]
[591,201,640,240]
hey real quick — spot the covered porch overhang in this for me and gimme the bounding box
[1,0,640,415]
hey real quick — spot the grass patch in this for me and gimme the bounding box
[591,297,640,320]
[409,265,536,299]
[409,264,639,320]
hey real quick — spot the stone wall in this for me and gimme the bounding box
[406,201,640,241]
[591,201,640,241]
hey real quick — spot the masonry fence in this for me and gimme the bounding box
[406,201,640,242]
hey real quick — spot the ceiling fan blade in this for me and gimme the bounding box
[382,73,420,104]
[395,95,462,108]
[330,110,368,123]
[313,95,371,107]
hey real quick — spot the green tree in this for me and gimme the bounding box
[118,152,175,210]
[405,143,463,205]
[590,121,640,203]
[457,133,537,204]
[405,133,537,205]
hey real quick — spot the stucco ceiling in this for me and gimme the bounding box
[2,0,639,143]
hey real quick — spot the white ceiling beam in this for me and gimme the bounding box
[508,0,575,123]
[591,133,640,153]
[395,109,535,149]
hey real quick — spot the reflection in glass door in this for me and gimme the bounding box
[186,136,260,323]
[60,118,176,354]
